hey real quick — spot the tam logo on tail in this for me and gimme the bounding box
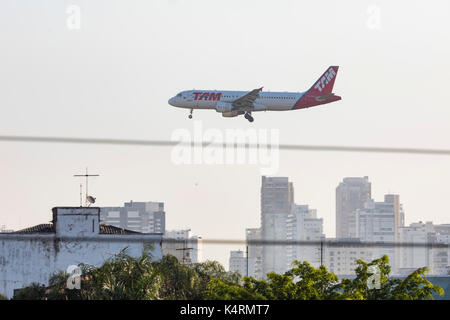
[313,67,337,93]
[292,66,341,110]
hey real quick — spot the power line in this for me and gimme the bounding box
[1,234,448,248]
[1,135,450,156]
[1,136,449,249]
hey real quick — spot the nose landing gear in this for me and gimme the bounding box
[188,109,193,119]
[244,112,254,122]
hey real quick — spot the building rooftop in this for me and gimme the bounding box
[13,223,141,235]
[13,224,54,234]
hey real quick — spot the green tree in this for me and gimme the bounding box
[21,253,444,300]
[80,248,161,300]
[12,283,46,300]
[193,260,240,285]
[46,270,83,300]
[153,257,242,300]
[285,261,342,299]
[388,267,443,300]
[338,255,444,300]
[154,254,201,299]
[205,277,266,300]
[0,294,8,300]
[40,253,241,300]
[205,256,443,300]
[205,261,341,300]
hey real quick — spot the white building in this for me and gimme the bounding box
[101,201,165,234]
[163,229,202,264]
[435,224,450,275]
[286,205,324,269]
[357,197,399,270]
[260,176,294,276]
[260,176,327,276]
[323,239,373,276]
[0,207,163,299]
[398,222,449,275]
[398,222,433,273]
[229,250,254,277]
[336,177,371,239]
[246,228,262,279]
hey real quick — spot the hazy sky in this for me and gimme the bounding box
[1,0,449,268]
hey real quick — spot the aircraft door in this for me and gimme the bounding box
[186,92,197,108]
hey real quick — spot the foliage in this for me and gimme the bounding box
[338,255,444,300]
[12,283,46,300]
[285,261,342,299]
[152,256,241,300]
[10,253,444,300]
[205,277,266,300]
[205,261,342,300]
[46,270,83,300]
[206,256,443,300]
[0,293,8,300]
[153,254,201,299]
[38,250,239,300]
[79,248,161,300]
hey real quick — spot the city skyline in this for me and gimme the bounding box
[230,175,449,277]
[1,0,449,306]
[1,1,450,269]
[2,173,449,272]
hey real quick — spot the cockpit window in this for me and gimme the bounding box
[176,93,182,97]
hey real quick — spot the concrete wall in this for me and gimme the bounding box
[0,234,162,298]
[0,207,162,299]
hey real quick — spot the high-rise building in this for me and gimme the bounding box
[357,198,399,270]
[323,238,373,276]
[286,205,324,269]
[434,224,450,275]
[261,176,294,276]
[229,250,254,277]
[398,221,449,275]
[100,201,165,234]
[246,228,262,279]
[384,194,405,240]
[336,177,371,238]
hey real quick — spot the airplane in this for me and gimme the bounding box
[168,66,341,122]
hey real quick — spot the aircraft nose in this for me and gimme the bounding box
[168,97,175,106]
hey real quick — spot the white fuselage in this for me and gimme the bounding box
[168,66,341,121]
[168,90,306,112]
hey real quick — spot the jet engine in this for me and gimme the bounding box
[215,102,233,113]
[222,111,244,117]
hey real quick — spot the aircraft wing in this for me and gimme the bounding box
[231,87,263,110]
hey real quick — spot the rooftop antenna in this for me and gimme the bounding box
[86,195,96,207]
[74,167,99,207]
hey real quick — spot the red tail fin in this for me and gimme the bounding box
[292,66,341,110]
[307,66,339,96]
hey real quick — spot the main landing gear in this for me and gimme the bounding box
[188,109,193,119]
[244,112,254,123]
